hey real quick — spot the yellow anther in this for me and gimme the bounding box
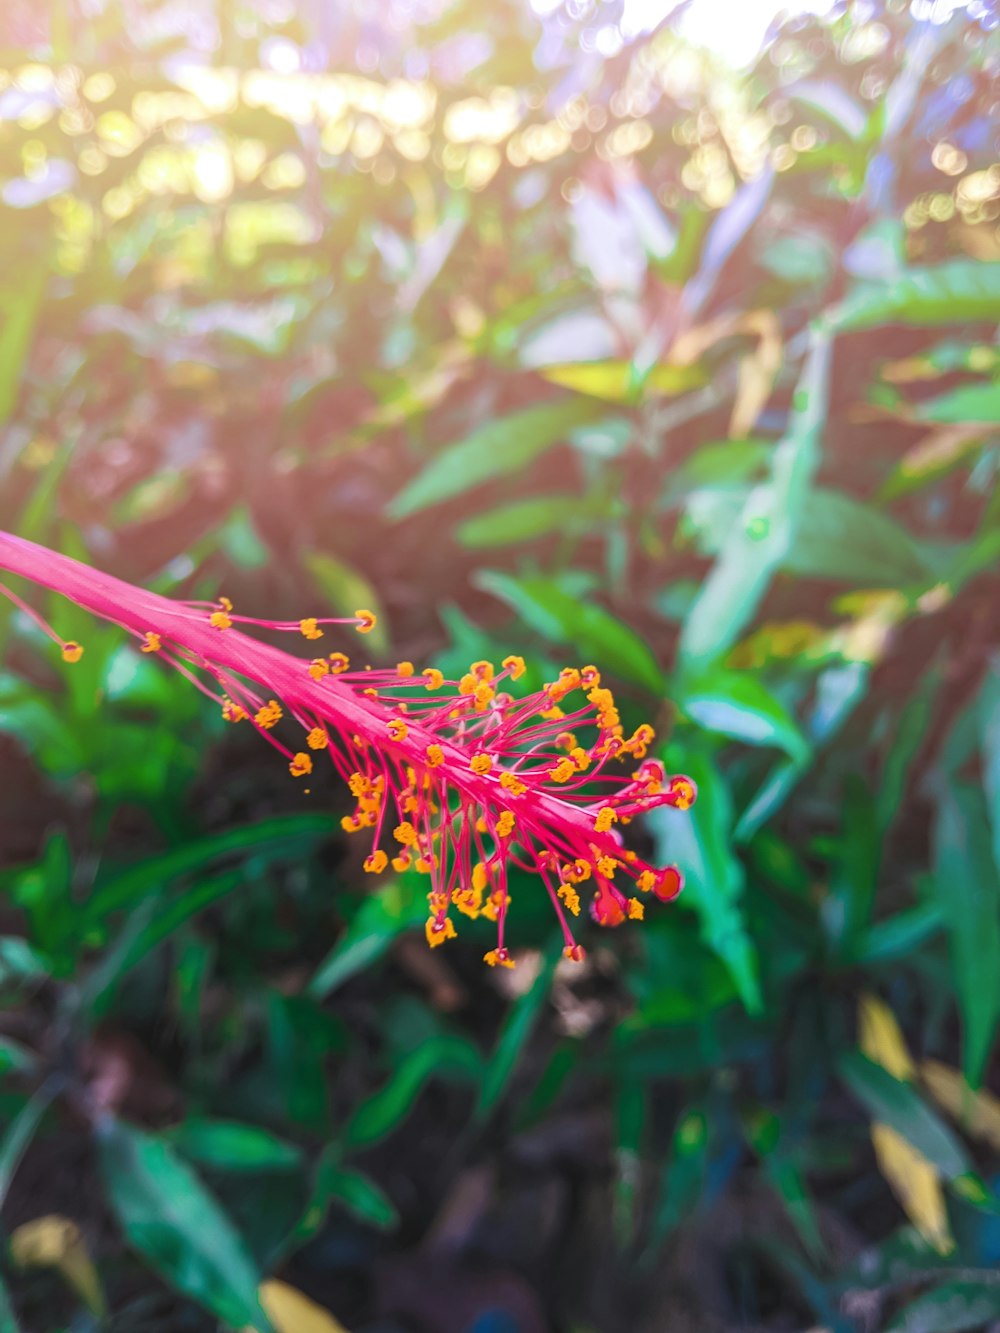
[563,944,586,962]
[594,806,617,833]
[209,610,232,631]
[570,747,590,772]
[540,705,564,721]
[394,821,418,847]
[597,856,618,878]
[496,810,515,838]
[299,617,323,640]
[222,698,247,723]
[484,948,515,969]
[218,596,233,613]
[556,731,578,751]
[254,700,283,729]
[289,752,313,777]
[558,884,581,916]
[473,681,495,712]
[363,687,378,698]
[391,854,411,873]
[396,661,415,678]
[558,667,581,692]
[348,772,369,798]
[387,718,408,742]
[328,652,350,674]
[425,917,457,949]
[458,673,476,696]
[637,870,656,893]
[60,640,84,663]
[502,655,526,680]
[140,632,161,653]
[364,850,388,873]
[472,863,490,893]
[453,887,482,919]
[564,858,591,884]
[470,660,495,683]
[355,609,377,634]
[470,754,493,776]
[425,744,444,767]
[308,658,330,680]
[580,665,600,687]
[415,856,435,874]
[306,727,327,750]
[499,772,527,797]
[423,668,444,690]
[628,898,645,920]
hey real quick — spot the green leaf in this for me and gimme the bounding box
[932,782,1000,1088]
[0,1275,20,1333]
[645,1107,708,1253]
[981,666,1000,881]
[676,668,809,761]
[99,1119,270,1332]
[388,397,601,518]
[345,1035,482,1147]
[837,1053,970,1180]
[456,493,609,547]
[475,952,556,1120]
[887,1280,1000,1333]
[916,382,1000,424]
[474,571,664,693]
[302,550,389,654]
[827,261,1000,332]
[85,814,335,926]
[307,877,426,999]
[166,1119,303,1173]
[649,744,761,1014]
[679,331,831,668]
[854,902,944,965]
[787,489,932,585]
[0,1082,58,1212]
[310,1157,398,1232]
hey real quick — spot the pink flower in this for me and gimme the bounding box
[0,530,695,968]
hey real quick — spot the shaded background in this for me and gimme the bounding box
[1,1,1000,1330]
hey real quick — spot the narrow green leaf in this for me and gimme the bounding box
[838,1053,970,1180]
[649,744,761,1014]
[679,331,831,668]
[0,1081,59,1212]
[85,814,335,926]
[827,261,1000,332]
[308,877,425,999]
[677,668,809,761]
[388,397,600,518]
[457,493,608,547]
[345,1036,482,1147]
[302,550,389,654]
[887,1280,1000,1333]
[99,1119,270,1332]
[475,952,556,1120]
[917,382,1000,424]
[475,571,664,693]
[166,1119,303,1173]
[932,782,1000,1088]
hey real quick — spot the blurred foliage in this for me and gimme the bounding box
[1,1,1000,1330]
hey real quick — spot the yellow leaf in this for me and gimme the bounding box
[10,1215,105,1316]
[246,1279,350,1333]
[922,1059,1000,1152]
[538,361,703,403]
[859,996,954,1254]
[871,1124,954,1256]
[859,993,916,1081]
